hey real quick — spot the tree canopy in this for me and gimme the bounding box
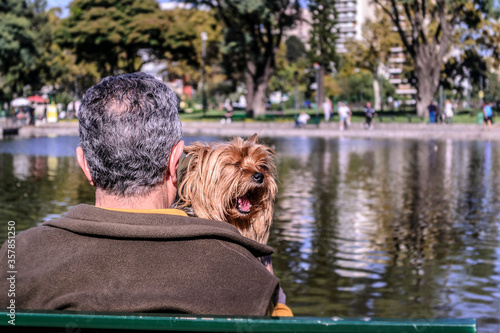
[0,0,39,98]
[344,8,400,108]
[2,0,500,110]
[372,0,495,116]
[57,0,171,77]
[164,8,223,86]
[308,0,338,111]
[285,35,306,63]
[185,0,301,117]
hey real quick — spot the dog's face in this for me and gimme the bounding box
[175,134,278,244]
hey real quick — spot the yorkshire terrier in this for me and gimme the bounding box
[174,134,278,245]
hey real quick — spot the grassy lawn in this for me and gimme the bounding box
[179,108,484,124]
[373,113,482,124]
[179,109,229,121]
[55,109,484,125]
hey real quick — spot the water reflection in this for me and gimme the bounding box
[268,137,500,332]
[0,136,499,332]
[0,153,95,235]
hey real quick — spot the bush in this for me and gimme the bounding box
[269,103,283,111]
[52,93,73,108]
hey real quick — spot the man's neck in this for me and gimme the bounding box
[94,188,173,210]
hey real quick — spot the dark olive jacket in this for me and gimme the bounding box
[0,204,279,315]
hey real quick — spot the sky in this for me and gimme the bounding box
[47,0,71,17]
[47,0,173,17]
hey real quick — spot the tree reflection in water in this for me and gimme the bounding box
[268,137,499,333]
[0,135,498,332]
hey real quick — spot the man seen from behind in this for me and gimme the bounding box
[0,73,280,315]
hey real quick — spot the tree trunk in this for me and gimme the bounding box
[252,81,268,117]
[373,77,381,110]
[245,70,255,118]
[415,80,434,118]
[414,47,442,118]
[373,62,383,110]
[371,0,455,119]
[245,57,274,118]
[245,73,270,118]
[317,65,325,112]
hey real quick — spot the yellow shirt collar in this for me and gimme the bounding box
[102,207,188,216]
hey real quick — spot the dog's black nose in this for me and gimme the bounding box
[252,172,264,184]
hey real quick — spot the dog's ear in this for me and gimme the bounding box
[184,142,206,169]
[247,133,258,143]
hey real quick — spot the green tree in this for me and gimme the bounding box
[485,72,500,104]
[440,5,500,104]
[185,0,301,117]
[307,0,338,112]
[163,8,224,90]
[0,0,38,98]
[57,0,171,77]
[0,0,94,100]
[269,42,309,108]
[308,0,338,113]
[27,5,88,95]
[338,71,374,105]
[372,0,494,117]
[285,36,306,63]
[441,49,487,99]
[46,8,101,95]
[345,9,400,110]
[26,3,100,99]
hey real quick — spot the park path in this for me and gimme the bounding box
[15,120,500,141]
[181,120,499,141]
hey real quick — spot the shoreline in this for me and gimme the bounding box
[12,120,500,141]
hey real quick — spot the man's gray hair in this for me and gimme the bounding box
[78,72,182,197]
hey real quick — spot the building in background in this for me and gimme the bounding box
[285,0,376,52]
[388,45,416,99]
[285,1,416,104]
[336,0,416,104]
[335,0,375,54]
[283,8,312,46]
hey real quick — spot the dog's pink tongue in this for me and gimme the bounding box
[238,195,251,212]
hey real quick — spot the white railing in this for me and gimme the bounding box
[0,116,25,133]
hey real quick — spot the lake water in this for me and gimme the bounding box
[0,135,499,332]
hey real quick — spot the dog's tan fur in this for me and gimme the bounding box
[174,134,278,244]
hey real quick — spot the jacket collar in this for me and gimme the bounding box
[43,204,273,257]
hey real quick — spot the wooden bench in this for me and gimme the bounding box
[308,116,321,127]
[255,114,277,121]
[230,112,246,121]
[377,114,395,122]
[0,310,477,333]
[407,115,423,123]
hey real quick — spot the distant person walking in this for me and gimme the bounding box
[338,102,351,131]
[222,98,233,123]
[427,102,438,123]
[224,98,233,112]
[221,109,233,124]
[444,100,454,124]
[323,98,332,122]
[364,102,376,130]
[483,102,493,130]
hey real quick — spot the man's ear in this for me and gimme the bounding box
[168,140,185,185]
[76,147,95,186]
